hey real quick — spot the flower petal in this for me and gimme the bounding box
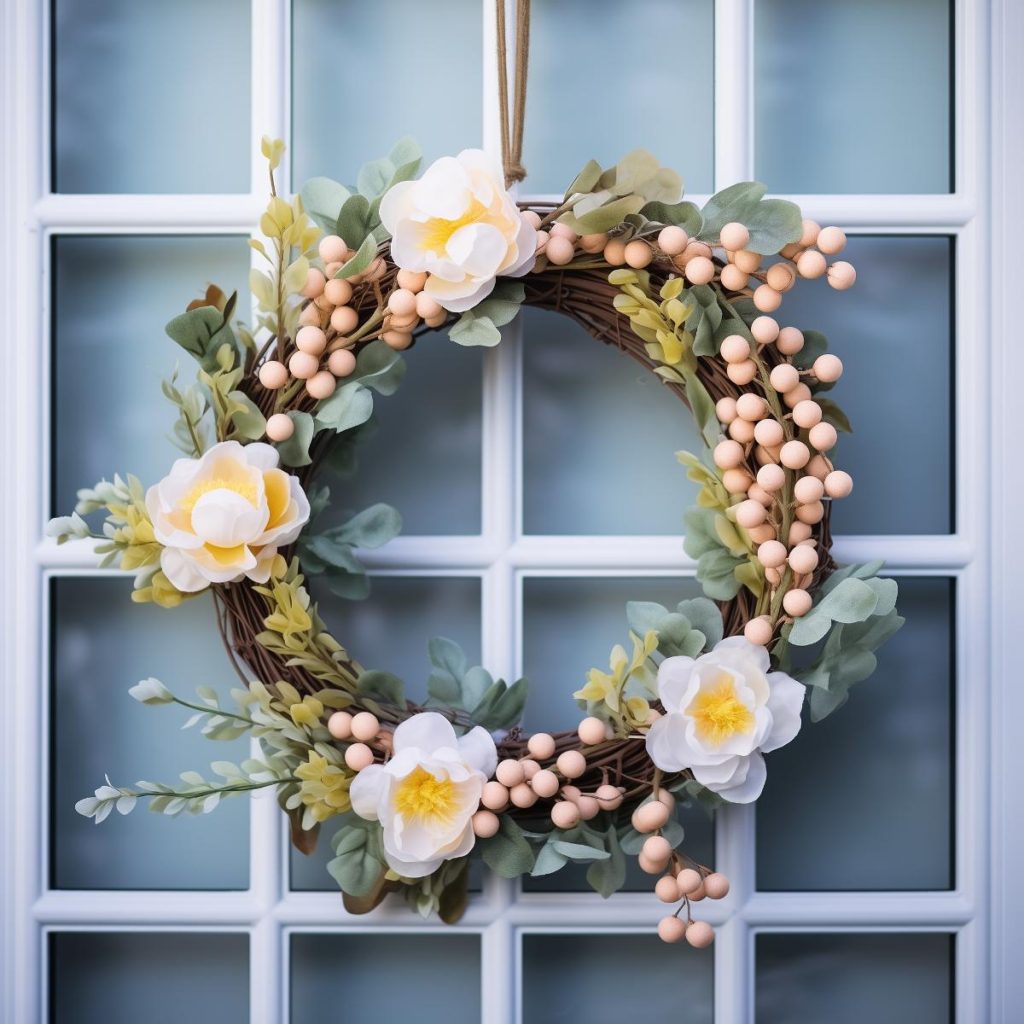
[392,711,459,756]
[350,764,387,820]
[457,726,498,778]
[761,672,806,753]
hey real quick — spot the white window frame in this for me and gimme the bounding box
[2,1,1020,1021]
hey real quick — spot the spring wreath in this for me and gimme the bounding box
[51,137,903,948]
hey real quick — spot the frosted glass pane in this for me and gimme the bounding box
[53,0,250,193]
[756,933,952,1023]
[52,236,250,516]
[50,932,249,1024]
[756,578,953,891]
[291,933,480,1023]
[755,0,951,193]
[523,934,713,1023]
[522,576,704,732]
[522,308,703,534]
[292,0,482,185]
[52,578,249,890]
[314,336,482,535]
[778,236,953,534]
[292,575,480,889]
[523,0,714,194]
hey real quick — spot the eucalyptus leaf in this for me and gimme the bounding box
[356,670,406,707]
[315,380,374,433]
[300,176,352,234]
[480,815,535,877]
[164,306,237,373]
[275,411,315,467]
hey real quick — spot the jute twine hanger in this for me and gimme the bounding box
[495,0,531,187]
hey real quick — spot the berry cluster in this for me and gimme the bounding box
[258,233,449,442]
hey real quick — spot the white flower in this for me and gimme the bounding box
[380,149,536,312]
[145,440,310,593]
[350,712,498,878]
[645,637,805,803]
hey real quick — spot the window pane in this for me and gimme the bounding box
[291,933,480,1023]
[52,236,250,517]
[755,932,953,1023]
[50,932,249,1024]
[523,0,715,194]
[756,578,953,891]
[523,933,713,1023]
[52,578,249,890]
[291,0,482,185]
[53,0,250,193]
[755,0,952,193]
[777,236,953,535]
[292,575,480,889]
[314,337,483,535]
[522,308,703,535]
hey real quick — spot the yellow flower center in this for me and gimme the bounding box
[394,766,459,825]
[689,675,754,746]
[180,476,258,514]
[419,199,487,255]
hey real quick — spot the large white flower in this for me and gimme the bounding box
[350,712,497,878]
[645,637,805,803]
[380,148,536,313]
[145,440,310,593]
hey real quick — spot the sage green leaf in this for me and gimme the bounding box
[471,677,528,732]
[449,312,501,347]
[315,380,374,433]
[428,636,468,686]
[676,597,724,648]
[226,390,267,440]
[327,823,386,897]
[165,306,237,373]
[477,282,526,326]
[335,234,378,280]
[698,182,801,254]
[793,329,829,369]
[564,158,602,199]
[329,503,402,549]
[586,824,626,898]
[351,339,406,395]
[275,411,315,467]
[325,571,371,600]
[530,840,568,877]
[788,576,898,646]
[300,176,351,234]
[357,155,395,199]
[560,194,646,235]
[480,815,535,877]
[551,840,610,862]
[682,369,720,449]
[337,193,373,249]
[640,200,703,235]
[356,670,405,706]
[301,534,366,574]
[388,136,422,172]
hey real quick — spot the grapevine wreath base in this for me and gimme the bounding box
[56,139,903,947]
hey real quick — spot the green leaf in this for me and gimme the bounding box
[816,397,853,433]
[428,636,468,686]
[586,824,626,898]
[300,177,351,234]
[472,677,528,732]
[698,182,802,255]
[448,312,501,347]
[357,670,405,707]
[676,597,724,648]
[275,411,315,467]
[327,823,386,897]
[388,137,422,173]
[351,339,406,395]
[329,503,402,549]
[336,193,373,249]
[164,306,237,373]
[226,390,267,440]
[559,194,646,235]
[480,815,535,877]
[550,840,610,862]
[357,156,394,199]
[789,576,899,646]
[315,380,374,433]
[682,369,720,449]
[448,282,526,347]
[335,234,378,280]
[564,158,603,199]
[640,200,703,235]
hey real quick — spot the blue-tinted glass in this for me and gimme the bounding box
[522,308,703,535]
[757,578,953,891]
[755,0,951,193]
[52,235,250,516]
[523,933,713,1023]
[50,931,249,1024]
[52,578,249,889]
[522,576,702,732]
[290,933,480,1024]
[313,336,482,535]
[53,0,250,193]
[756,932,952,1023]
[523,0,715,194]
[292,575,480,889]
[779,236,953,535]
[291,0,482,185]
